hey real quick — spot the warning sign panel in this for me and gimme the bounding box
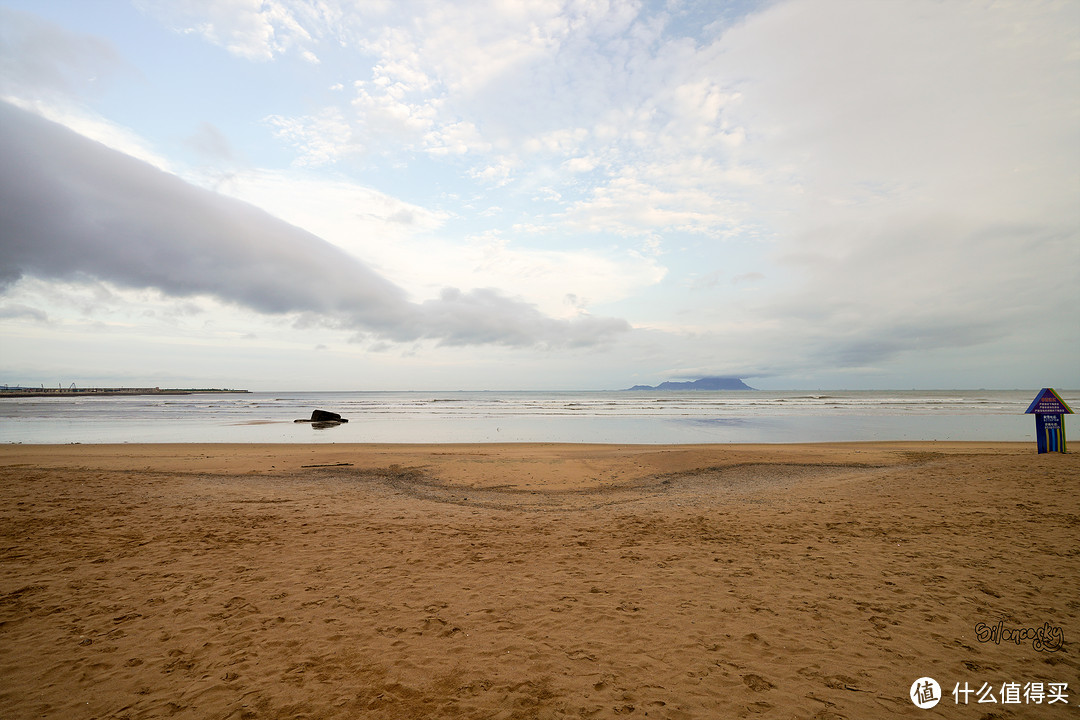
[1025,388,1073,415]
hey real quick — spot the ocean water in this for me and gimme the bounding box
[1,389,1073,444]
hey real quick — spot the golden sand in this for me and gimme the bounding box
[0,443,1077,719]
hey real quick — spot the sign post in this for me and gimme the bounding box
[1024,388,1073,453]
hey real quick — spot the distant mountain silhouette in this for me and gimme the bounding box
[625,377,755,391]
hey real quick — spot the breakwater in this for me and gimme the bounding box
[0,387,248,398]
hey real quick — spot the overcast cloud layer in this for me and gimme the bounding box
[0,0,1077,390]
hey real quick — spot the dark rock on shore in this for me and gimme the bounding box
[294,409,349,425]
[310,409,347,422]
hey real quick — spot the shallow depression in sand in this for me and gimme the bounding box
[311,461,879,512]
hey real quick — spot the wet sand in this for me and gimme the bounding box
[0,442,1077,719]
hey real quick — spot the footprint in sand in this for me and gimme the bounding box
[742,673,775,692]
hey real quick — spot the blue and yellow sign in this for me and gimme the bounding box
[1025,388,1073,453]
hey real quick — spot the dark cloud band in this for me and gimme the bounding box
[0,102,629,348]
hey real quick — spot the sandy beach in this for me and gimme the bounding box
[0,442,1076,719]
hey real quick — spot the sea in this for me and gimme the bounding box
[0,389,1074,445]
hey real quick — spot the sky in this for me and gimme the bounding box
[0,0,1077,391]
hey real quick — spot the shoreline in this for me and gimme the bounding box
[1,389,1058,445]
[1,441,1076,718]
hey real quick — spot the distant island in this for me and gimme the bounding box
[625,377,755,391]
[0,387,249,398]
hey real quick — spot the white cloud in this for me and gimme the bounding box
[566,172,747,239]
[216,169,447,265]
[219,170,666,317]
[134,0,334,61]
[469,155,521,186]
[563,156,599,174]
[265,107,362,165]
[412,231,668,318]
[423,120,491,156]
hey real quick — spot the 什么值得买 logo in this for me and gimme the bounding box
[975,620,1063,652]
[910,677,941,708]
